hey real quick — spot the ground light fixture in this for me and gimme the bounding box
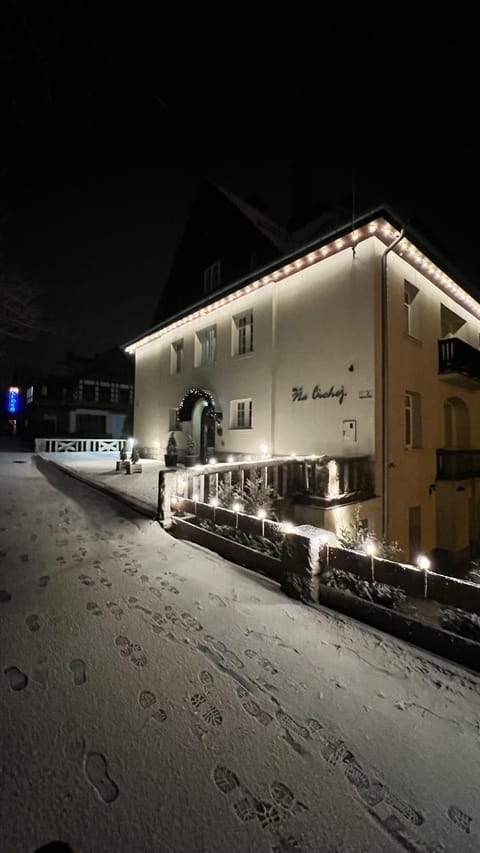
[232,501,243,528]
[209,496,219,522]
[366,541,377,582]
[417,555,431,598]
[257,508,267,537]
[171,495,182,515]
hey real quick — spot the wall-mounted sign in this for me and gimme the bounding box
[342,419,357,441]
[359,389,373,399]
[7,387,19,414]
[292,385,347,405]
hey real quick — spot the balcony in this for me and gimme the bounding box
[438,338,480,389]
[437,449,480,480]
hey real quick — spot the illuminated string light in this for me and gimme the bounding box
[124,216,480,355]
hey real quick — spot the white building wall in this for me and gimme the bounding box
[133,241,377,460]
[272,240,376,457]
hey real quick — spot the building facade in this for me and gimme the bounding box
[23,347,134,444]
[125,207,480,569]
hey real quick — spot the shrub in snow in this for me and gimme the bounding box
[439,607,480,642]
[337,504,402,560]
[321,568,407,610]
[198,519,282,558]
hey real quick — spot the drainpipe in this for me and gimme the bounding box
[381,227,405,540]
[271,282,278,456]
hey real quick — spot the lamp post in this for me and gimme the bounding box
[210,496,218,524]
[232,500,242,529]
[366,541,377,582]
[257,508,267,537]
[417,555,431,599]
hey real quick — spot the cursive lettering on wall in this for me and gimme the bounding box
[292,386,308,401]
[292,384,347,405]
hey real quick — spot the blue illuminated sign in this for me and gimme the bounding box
[7,387,19,414]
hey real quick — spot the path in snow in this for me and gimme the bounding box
[1,449,479,853]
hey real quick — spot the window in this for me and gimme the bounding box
[441,304,465,337]
[82,382,95,401]
[169,408,180,431]
[404,281,420,339]
[230,398,253,429]
[405,391,422,448]
[118,387,131,405]
[26,386,33,404]
[75,413,106,435]
[233,310,254,356]
[99,384,111,403]
[196,326,216,366]
[170,340,184,374]
[203,260,221,294]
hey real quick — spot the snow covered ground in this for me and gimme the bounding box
[1,447,480,853]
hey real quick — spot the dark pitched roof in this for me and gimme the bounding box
[214,183,295,254]
[125,201,478,349]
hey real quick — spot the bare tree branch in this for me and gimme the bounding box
[0,268,43,340]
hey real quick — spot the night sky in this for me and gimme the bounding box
[1,3,478,377]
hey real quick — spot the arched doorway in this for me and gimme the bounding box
[443,396,470,448]
[177,388,219,463]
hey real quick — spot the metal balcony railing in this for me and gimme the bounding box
[438,337,480,384]
[436,448,480,480]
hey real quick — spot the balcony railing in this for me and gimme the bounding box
[35,438,126,453]
[165,454,375,508]
[436,449,480,480]
[438,338,480,387]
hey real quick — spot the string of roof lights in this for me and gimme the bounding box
[125,217,480,354]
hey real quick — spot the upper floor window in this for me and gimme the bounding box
[440,304,465,338]
[405,391,422,448]
[203,260,221,294]
[230,398,253,429]
[404,281,420,339]
[170,339,184,374]
[196,326,216,366]
[82,382,96,402]
[233,310,254,356]
[99,384,111,403]
[26,386,33,404]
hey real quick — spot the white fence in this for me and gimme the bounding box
[35,437,126,453]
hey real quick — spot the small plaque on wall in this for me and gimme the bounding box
[342,420,357,441]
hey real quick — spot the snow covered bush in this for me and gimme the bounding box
[321,568,407,610]
[337,504,401,560]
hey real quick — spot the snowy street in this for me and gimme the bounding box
[1,449,480,853]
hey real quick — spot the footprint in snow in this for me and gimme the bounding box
[4,665,28,691]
